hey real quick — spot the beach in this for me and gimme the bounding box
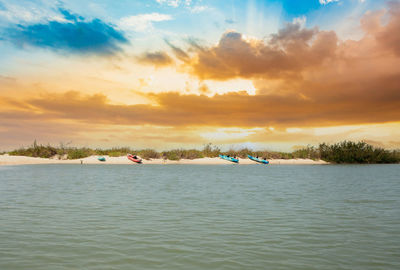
[0,154,328,165]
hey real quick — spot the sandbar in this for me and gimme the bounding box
[0,154,328,166]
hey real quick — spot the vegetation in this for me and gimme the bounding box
[202,143,221,157]
[224,148,298,159]
[161,149,204,160]
[66,147,95,160]
[8,140,58,158]
[137,149,161,160]
[5,140,400,164]
[292,146,320,160]
[318,141,399,164]
[96,147,131,157]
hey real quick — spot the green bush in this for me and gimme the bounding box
[92,147,132,157]
[162,150,180,160]
[221,149,294,160]
[292,146,320,160]
[67,148,93,159]
[138,149,160,160]
[318,141,399,164]
[162,149,203,160]
[9,140,58,158]
[202,143,221,157]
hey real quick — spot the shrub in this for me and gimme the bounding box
[292,146,320,160]
[162,150,180,160]
[138,149,161,160]
[202,143,221,157]
[66,148,93,159]
[318,141,399,164]
[9,140,58,158]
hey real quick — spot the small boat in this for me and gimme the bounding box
[219,154,239,163]
[98,157,106,162]
[127,154,142,164]
[248,154,269,164]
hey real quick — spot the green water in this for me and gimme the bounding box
[0,164,399,269]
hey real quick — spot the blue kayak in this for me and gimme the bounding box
[98,157,106,162]
[248,154,269,164]
[219,155,239,163]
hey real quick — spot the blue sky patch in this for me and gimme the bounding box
[58,8,84,22]
[3,8,128,55]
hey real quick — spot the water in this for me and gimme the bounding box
[0,164,399,270]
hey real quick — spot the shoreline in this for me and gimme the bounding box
[0,154,328,166]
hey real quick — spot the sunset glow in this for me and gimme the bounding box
[1,0,399,151]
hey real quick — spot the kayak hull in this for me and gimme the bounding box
[98,157,106,162]
[219,155,239,163]
[127,154,142,164]
[247,154,269,164]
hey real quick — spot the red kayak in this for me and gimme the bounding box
[127,154,142,164]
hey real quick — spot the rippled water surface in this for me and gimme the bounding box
[1,164,400,269]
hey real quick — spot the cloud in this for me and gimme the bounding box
[58,8,84,22]
[1,3,400,150]
[183,25,336,80]
[156,0,191,8]
[2,8,128,55]
[3,6,400,129]
[165,2,400,111]
[119,13,172,32]
[0,1,63,25]
[190,5,208,13]
[319,0,339,5]
[136,51,173,66]
[374,1,400,56]
[0,74,16,83]
[225,19,236,24]
[155,0,207,13]
[164,39,190,61]
[319,0,365,4]
[156,0,180,7]
[0,116,207,151]
[2,80,399,128]
[292,16,306,27]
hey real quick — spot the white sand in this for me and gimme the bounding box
[0,154,328,166]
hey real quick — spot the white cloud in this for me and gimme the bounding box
[319,0,366,6]
[292,16,307,27]
[190,5,208,13]
[155,0,209,14]
[156,0,180,7]
[156,0,196,8]
[319,0,339,5]
[0,1,62,25]
[119,13,172,32]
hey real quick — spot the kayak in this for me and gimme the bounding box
[98,157,106,162]
[248,154,269,164]
[127,154,142,164]
[219,154,239,163]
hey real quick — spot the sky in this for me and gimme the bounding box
[0,0,399,151]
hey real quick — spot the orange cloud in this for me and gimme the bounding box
[1,85,399,128]
[183,3,400,82]
[136,51,174,67]
[375,1,400,56]
[164,39,190,61]
[184,25,337,80]
[2,4,400,150]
